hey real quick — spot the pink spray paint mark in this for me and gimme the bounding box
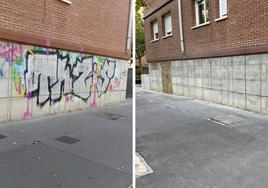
[0,44,21,61]
[80,45,85,60]
[23,79,31,120]
[90,90,97,109]
[66,94,72,102]
[19,45,23,58]
[45,38,51,55]
[66,80,73,103]
[80,45,85,53]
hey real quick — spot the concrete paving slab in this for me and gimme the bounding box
[0,99,132,187]
[0,143,131,188]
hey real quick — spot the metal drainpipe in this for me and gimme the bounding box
[126,0,133,52]
[178,0,185,53]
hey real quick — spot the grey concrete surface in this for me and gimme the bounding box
[0,100,132,188]
[148,54,268,114]
[136,86,268,188]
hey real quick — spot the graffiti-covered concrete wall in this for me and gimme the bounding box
[0,41,128,122]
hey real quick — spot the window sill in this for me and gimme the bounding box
[191,22,210,30]
[150,39,159,43]
[162,34,173,39]
[215,15,228,22]
[59,0,72,4]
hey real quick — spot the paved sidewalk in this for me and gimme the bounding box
[0,100,132,188]
[136,86,268,188]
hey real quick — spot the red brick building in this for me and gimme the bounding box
[0,0,132,122]
[143,0,268,114]
[0,0,132,59]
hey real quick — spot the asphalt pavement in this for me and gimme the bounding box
[136,86,268,188]
[0,100,132,188]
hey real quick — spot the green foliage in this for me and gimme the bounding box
[136,13,145,62]
[136,0,145,12]
[136,0,145,80]
[136,66,142,80]
[136,0,145,62]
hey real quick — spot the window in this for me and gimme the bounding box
[152,20,159,40]
[163,13,172,36]
[219,0,227,18]
[195,0,210,25]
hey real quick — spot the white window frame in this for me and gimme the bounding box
[59,0,72,5]
[152,20,159,41]
[195,0,209,26]
[163,13,172,37]
[219,0,227,18]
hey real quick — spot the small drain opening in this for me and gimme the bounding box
[96,112,126,120]
[55,136,80,145]
[208,114,243,126]
[140,91,153,95]
[208,118,227,126]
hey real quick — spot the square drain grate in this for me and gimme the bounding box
[96,112,126,120]
[55,136,80,145]
[208,114,243,126]
[0,135,7,140]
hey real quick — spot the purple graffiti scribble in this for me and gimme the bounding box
[112,77,121,90]
[0,43,22,61]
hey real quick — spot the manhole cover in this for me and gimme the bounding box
[55,136,80,145]
[208,114,243,126]
[0,135,7,140]
[96,112,126,120]
[136,153,153,178]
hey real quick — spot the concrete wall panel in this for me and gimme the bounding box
[246,95,261,113]
[141,74,150,90]
[149,53,268,114]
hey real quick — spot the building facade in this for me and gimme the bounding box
[0,0,132,122]
[143,0,268,114]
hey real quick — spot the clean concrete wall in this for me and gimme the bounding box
[148,63,162,92]
[141,74,150,90]
[0,41,128,122]
[149,54,268,114]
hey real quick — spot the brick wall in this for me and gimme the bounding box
[144,0,268,62]
[0,0,131,59]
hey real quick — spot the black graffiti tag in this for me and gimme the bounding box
[24,49,116,107]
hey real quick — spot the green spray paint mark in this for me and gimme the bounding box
[15,57,23,65]
[97,56,105,64]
